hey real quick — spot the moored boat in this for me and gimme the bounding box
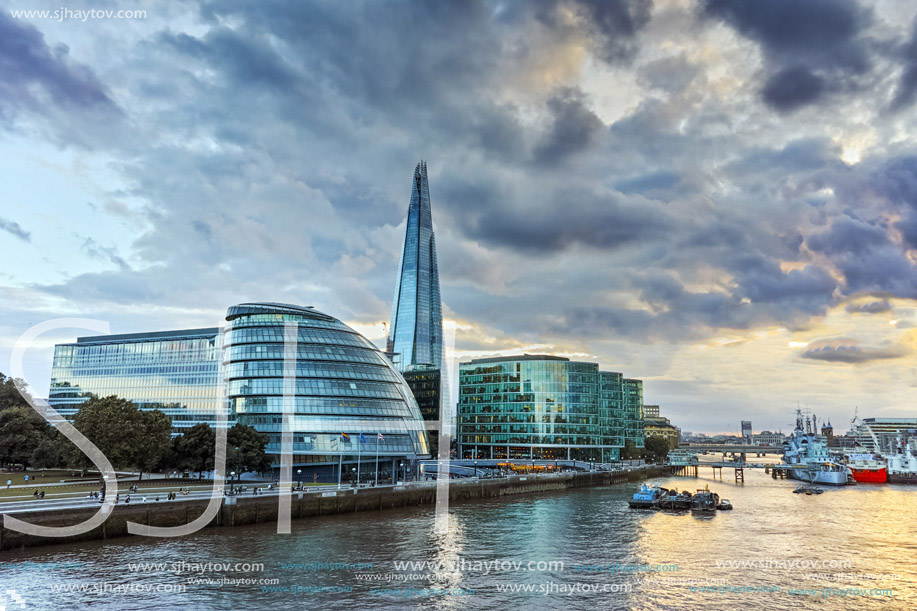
[690,486,719,513]
[628,484,667,508]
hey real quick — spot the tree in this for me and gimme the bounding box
[30,435,64,469]
[644,436,670,463]
[0,373,31,412]
[133,409,172,481]
[65,395,171,478]
[621,439,640,460]
[227,424,271,478]
[179,423,216,478]
[0,406,47,468]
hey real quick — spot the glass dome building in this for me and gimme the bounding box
[223,302,430,482]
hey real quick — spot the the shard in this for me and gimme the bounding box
[387,161,443,372]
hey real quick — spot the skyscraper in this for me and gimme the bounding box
[387,161,443,372]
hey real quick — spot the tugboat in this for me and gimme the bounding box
[783,410,849,486]
[690,485,719,514]
[628,484,667,508]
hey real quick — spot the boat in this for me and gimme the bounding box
[793,485,824,494]
[885,436,917,484]
[656,488,693,510]
[845,453,887,483]
[782,409,849,486]
[690,486,719,513]
[716,499,732,510]
[628,484,667,508]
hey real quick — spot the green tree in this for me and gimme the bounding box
[621,439,639,460]
[0,406,47,468]
[227,424,271,479]
[30,435,64,469]
[0,373,31,412]
[179,423,216,478]
[65,395,172,479]
[133,409,172,481]
[644,436,670,462]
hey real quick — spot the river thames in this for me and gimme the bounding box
[2,461,915,610]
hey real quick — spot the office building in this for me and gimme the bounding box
[49,328,221,433]
[387,161,443,372]
[49,302,431,479]
[741,420,753,444]
[457,355,645,463]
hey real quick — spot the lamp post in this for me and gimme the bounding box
[230,471,235,494]
[399,461,404,484]
[297,469,302,490]
[351,467,357,487]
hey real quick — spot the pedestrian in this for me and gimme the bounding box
[6,479,10,489]
[142,496,147,503]
[39,490,45,499]
[125,495,131,504]
[155,496,159,502]
[33,490,38,499]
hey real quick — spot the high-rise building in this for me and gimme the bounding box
[49,328,221,434]
[457,355,645,463]
[387,161,443,372]
[741,420,753,443]
[48,302,431,479]
[224,302,429,479]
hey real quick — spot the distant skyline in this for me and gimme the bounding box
[2,0,917,434]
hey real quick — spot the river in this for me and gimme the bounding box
[2,460,915,610]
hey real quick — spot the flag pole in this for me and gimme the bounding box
[357,435,362,486]
[375,435,380,486]
[338,450,342,487]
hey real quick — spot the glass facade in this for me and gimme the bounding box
[387,161,443,372]
[457,355,645,462]
[224,303,429,472]
[48,328,221,434]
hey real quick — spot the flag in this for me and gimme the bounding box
[360,433,366,444]
[377,433,385,440]
[341,432,350,440]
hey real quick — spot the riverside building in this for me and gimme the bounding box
[456,355,645,463]
[48,302,430,480]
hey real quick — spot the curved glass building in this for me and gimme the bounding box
[224,302,429,481]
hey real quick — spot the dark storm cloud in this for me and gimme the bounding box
[702,0,873,111]
[761,66,825,111]
[807,215,917,298]
[439,178,670,253]
[534,0,653,65]
[801,341,906,363]
[533,87,605,165]
[846,299,892,314]
[0,12,117,120]
[0,217,31,242]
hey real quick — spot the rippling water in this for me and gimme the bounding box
[3,461,916,610]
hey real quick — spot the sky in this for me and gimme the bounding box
[1,0,916,435]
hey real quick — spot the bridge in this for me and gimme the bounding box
[678,443,783,454]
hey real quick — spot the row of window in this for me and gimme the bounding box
[226,379,405,400]
[224,361,398,383]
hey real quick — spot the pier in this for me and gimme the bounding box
[667,451,806,483]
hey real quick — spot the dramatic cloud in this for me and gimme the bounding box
[703,0,874,111]
[801,339,907,363]
[3,0,917,432]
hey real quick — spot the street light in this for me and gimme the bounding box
[399,461,404,483]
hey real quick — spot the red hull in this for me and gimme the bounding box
[849,467,887,483]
